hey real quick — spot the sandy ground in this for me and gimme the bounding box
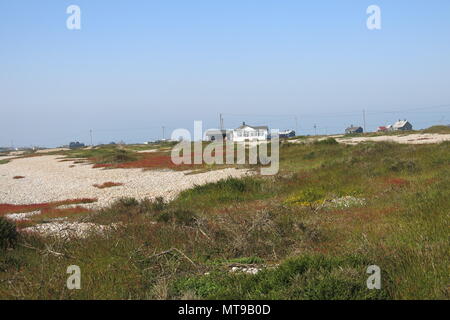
[336,133,450,145]
[35,147,70,154]
[0,155,250,208]
[289,133,450,145]
[0,156,17,161]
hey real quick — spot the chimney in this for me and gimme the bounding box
[243,121,246,126]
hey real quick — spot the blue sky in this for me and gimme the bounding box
[1,1,450,147]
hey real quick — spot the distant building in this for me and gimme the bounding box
[69,141,85,149]
[232,122,269,142]
[345,125,363,134]
[392,119,413,131]
[377,126,388,132]
[205,129,233,142]
[279,130,296,138]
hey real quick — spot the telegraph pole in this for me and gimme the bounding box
[219,113,224,130]
[314,124,317,136]
[90,129,93,146]
[363,109,366,133]
[162,126,165,140]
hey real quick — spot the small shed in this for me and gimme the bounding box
[205,129,232,142]
[279,130,296,138]
[392,120,413,131]
[345,125,363,134]
[69,141,85,149]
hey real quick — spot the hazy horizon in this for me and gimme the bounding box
[1,1,450,148]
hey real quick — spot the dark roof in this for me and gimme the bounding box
[205,129,229,135]
[236,124,269,130]
[346,126,363,131]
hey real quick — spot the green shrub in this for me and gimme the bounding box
[139,197,167,212]
[151,197,167,211]
[0,217,18,249]
[385,159,419,173]
[157,209,198,226]
[171,254,389,299]
[117,197,140,207]
[226,256,265,265]
[422,125,450,134]
[314,138,338,145]
[95,148,138,164]
[303,152,316,160]
[177,177,262,205]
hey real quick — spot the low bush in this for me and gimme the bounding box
[99,149,137,164]
[314,138,338,145]
[171,254,389,299]
[157,209,198,226]
[385,159,419,173]
[422,125,450,134]
[0,217,18,249]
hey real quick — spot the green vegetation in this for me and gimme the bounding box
[63,146,138,164]
[342,125,450,138]
[0,140,449,299]
[172,255,388,299]
[313,137,338,145]
[422,125,450,134]
[0,217,18,249]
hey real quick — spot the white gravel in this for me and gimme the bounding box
[336,133,450,145]
[0,155,250,208]
[289,133,450,145]
[5,211,41,221]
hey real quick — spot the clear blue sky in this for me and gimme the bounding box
[1,0,449,147]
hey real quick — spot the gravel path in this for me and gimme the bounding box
[0,155,250,208]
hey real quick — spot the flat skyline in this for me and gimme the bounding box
[1,1,450,147]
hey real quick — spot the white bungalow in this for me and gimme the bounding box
[232,122,269,142]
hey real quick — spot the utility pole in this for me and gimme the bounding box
[363,109,366,133]
[90,129,93,146]
[162,126,165,140]
[314,124,317,136]
[219,113,224,130]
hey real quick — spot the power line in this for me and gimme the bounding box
[297,104,450,118]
